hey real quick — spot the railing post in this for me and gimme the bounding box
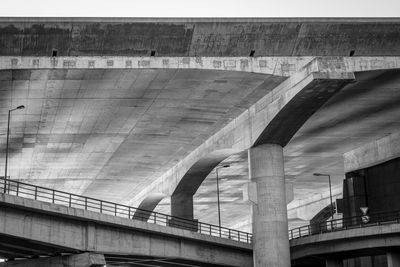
[246,233,248,243]
[69,194,72,207]
[52,190,55,203]
[128,207,131,219]
[100,201,103,213]
[115,204,117,216]
[228,229,231,239]
[209,224,212,235]
[154,213,157,224]
[16,182,19,196]
[34,186,37,200]
[85,198,87,210]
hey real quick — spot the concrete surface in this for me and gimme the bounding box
[344,131,400,172]
[0,253,105,267]
[0,193,252,267]
[249,144,290,267]
[0,55,399,234]
[0,28,399,234]
[1,18,400,57]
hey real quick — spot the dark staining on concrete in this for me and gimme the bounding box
[0,22,195,56]
[1,21,400,56]
[0,23,73,56]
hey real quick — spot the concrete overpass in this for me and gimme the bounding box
[0,193,252,267]
[1,18,400,266]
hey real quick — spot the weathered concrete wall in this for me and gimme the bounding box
[0,194,252,267]
[1,18,400,57]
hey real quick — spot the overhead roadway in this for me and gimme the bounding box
[0,18,400,232]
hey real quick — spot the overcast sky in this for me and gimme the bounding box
[0,0,399,17]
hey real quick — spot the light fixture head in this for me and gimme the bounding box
[223,164,230,168]
[16,105,25,109]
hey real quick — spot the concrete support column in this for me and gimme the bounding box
[0,253,105,267]
[169,193,198,231]
[387,252,400,267]
[248,144,290,267]
[326,259,344,267]
[171,192,194,219]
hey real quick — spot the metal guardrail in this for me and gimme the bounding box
[289,209,400,240]
[0,178,252,244]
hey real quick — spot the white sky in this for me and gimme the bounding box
[0,0,399,17]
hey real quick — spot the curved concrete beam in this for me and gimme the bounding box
[129,57,357,208]
[133,149,241,220]
[132,193,166,221]
[172,149,241,196]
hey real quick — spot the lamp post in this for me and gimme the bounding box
[313,172,334,219]
[215,164,230,229]
[4,105,25,193]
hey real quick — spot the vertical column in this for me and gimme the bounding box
[326,259,344,267]
[171,192,194,219]
[169,193,198,231]
[248,144,290,267]
[387,252,400,267]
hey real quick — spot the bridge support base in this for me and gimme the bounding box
[388,252,400,267]
[248,144,290,267]
[326,259,343,267]
[0,253,106,267]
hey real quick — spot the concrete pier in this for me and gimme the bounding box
[248,144,290,267]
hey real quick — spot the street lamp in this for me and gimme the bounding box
[4,105,25,193]
[215,164,230,229]
[313,172,334,219]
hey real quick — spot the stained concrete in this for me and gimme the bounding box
[1,18,400,57]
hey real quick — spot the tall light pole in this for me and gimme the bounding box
[215,164,230,229]
[314,172,334,219]
[4,105,25,193]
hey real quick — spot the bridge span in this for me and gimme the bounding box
[3,178,400,267]
[0,178,252,267]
